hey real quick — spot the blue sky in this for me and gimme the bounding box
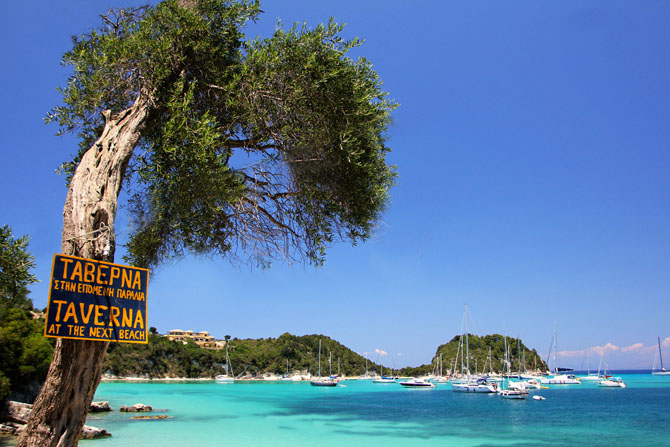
[1,1,669,370]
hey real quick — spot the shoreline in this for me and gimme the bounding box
[100,375,394,382]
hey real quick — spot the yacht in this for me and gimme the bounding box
[599,377,626,388]
[399,378,435,388]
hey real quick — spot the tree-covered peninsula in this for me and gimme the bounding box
[103,332,381,378]
[399,334,548,377]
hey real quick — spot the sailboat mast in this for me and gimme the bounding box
[318,339,322,377]
[503,333,508,376]
[659,337,666,370]
[553,323,558,374]
[517,337,521,375]
[489,347,493,375]
[458,334,463,375]
[465,305,470,376]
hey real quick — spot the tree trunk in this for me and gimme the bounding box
[17,97,149,447]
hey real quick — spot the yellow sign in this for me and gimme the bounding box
[44,254,149,343]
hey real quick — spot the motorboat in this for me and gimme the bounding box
[499,388,528,399]
[452,377,498,393]
[310,378,338,387]
[399,378,435,388]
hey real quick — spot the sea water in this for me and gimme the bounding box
[87,372,670,447]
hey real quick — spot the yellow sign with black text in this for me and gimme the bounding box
[44,254,149,344]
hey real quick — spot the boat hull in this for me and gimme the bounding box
[500,389,528,399]
[599,379,626,388]
[310,380,338,387]
[399,379,435,388]
[541,375,580,385]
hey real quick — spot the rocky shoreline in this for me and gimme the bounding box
[0,401,110,440]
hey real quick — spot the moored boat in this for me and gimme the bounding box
[399,378,435,388]
[216,337,235,383]
[500,388,528,399]
[541,374,581,385]
[652,337,670,375]
[310,339,339,387]
[599,377,626,388]
[372,376,396,383]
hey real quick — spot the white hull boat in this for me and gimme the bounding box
[499,388,528,399]
[372,377,396,383]
[215,375,234,383]
[578,374,601,381]
[599,377,626,388]
[452,379,498,393]
[541,374,580,385]
[652,337,670,375]
[399,378,435,388]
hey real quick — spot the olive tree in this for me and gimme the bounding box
[19,1,396,445]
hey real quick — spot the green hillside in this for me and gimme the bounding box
[103,332,380,378]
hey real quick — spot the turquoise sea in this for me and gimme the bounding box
[86,372,669,447]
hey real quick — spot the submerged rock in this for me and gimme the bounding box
[80,425,111,439]
[89,401,112,412]
[130,414,169,420]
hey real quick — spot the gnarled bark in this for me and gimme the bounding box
[17,97,149,447]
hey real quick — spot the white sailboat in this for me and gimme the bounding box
[652,337,670,375]
[579,345,601,381]
[310,339,338,387]
[498,333,528,399]
[372,365,396,383]
[598,353,625,388]
[215,338,235,383]
[540,324,580,385]
[451,305,498,393]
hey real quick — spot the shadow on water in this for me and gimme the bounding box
[265,383,670,445]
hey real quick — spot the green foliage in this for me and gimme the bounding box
[0,309,54,401]
[103,332,379,378]
[398,334,548,376]
[0,228,53,401]
[48,0,396,269]
[0,371,10,401]
[0,225,38,315]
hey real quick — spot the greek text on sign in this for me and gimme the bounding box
[44,254,149,344]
